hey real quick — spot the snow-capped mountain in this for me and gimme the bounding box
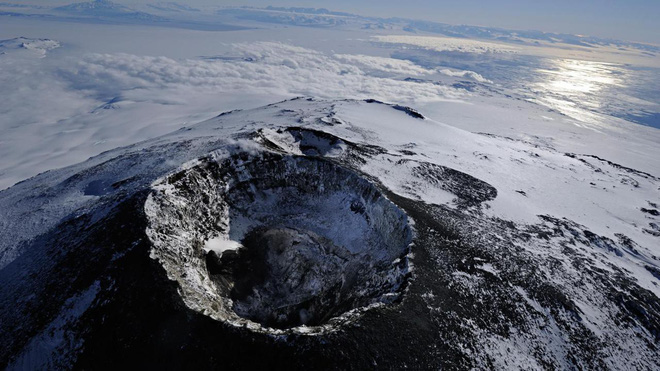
[0,1,659,368]
[0,37,60,57]
[146,2,201,14]
[0,98,657,369]
[54,0,162,21]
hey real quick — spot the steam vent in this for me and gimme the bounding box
[146,152,413,334]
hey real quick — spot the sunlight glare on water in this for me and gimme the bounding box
[532,59,626,124]
[538,59,621,95]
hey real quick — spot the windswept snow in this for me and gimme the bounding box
[0,4,659,368]
[0,98,658,369]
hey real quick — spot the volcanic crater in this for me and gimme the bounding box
[146,152,413,333]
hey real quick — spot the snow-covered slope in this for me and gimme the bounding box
[0,98,657,369]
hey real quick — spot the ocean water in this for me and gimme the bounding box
[517,58,660,129]
[393,50,660,129]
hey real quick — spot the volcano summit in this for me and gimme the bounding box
[0,99,658,369]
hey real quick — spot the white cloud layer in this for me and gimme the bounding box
[64,43,462,102]
[438,68,493,83]
[333,53,434,76]
[373,35,519,54]
[0,41,470,189]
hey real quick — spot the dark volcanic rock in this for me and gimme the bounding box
[1,100,658,370]
[147,153,413,335]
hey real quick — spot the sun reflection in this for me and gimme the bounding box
[531,59,627,124]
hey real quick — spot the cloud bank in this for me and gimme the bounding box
[0,41,474,189]
[373,35,519,54]
[63,43,463,103]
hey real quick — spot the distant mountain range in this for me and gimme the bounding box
[0,1,657,54]
[53,0,162,21]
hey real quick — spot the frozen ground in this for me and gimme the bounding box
[0,98,658,369]
[0,2,659,369]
